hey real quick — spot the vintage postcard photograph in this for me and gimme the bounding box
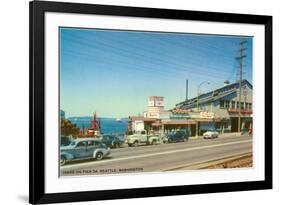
[59,28,253,176]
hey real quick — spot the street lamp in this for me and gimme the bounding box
[197,81,211,112]
[196,80,210,137]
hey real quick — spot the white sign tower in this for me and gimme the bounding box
[146,96,164,118]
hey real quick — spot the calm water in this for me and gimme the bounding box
[68,117,128,134]
[68,117,216,135]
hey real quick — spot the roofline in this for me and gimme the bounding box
[176,79,252,107]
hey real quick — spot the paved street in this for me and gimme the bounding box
[61,134,252,176]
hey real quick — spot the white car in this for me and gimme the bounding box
[203,130,219,139]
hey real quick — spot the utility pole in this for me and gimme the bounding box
[196,81,210,136]
[236,39,247,133]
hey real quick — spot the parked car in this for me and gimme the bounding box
[125,130,161,147]
[203,130,219,139]
[60,138,110,166]
[163,130,188,143]
[100,134,124,148]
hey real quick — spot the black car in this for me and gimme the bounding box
[100,134,124,148]
[163,131,188,143]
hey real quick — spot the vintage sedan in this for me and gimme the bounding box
[203,130,219,139]
[163,130,188,143]
[60,138,110,166]
[100,134,124,148]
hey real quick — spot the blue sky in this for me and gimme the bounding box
[60,28,253,118]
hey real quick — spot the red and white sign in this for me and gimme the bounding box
[200,111,214,119]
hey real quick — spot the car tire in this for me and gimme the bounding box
[152,140,156,145]
[133,141,139,147]
[95,152,103,161]
[60,156,66,166]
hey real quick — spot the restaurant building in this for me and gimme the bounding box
[176,79,253,134]
[128,80,252,136]
[128,96,215,137]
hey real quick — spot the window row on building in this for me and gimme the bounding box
[220,100,252,110]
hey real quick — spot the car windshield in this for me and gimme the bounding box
[170,131,181,135]
[69,141,77,146]
[117,135,125,140]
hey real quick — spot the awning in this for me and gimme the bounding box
[159,119,196,126]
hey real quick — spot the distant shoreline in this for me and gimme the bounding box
[67,117,128,134]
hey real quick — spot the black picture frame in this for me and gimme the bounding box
[29,0,272,204]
